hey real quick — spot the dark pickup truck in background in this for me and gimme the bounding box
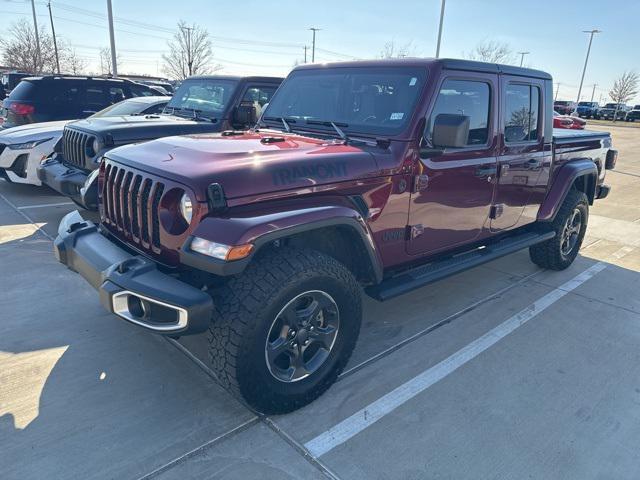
[54,58,616,413]
[625,105,640,122]
[38,75,282,209]
[599,102,629,121]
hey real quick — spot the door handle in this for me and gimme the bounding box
[525,158,543,170]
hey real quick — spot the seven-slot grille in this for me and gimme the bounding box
[62,127,93,169]
[102,161,165,253]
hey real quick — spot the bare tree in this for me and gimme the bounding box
[62,48,88,75]
[609,71,639,121]
[0,19,64,74]
[465,40,514,64]
[379,40,415,59]
[99,47,121,76]
[162,21,219,80]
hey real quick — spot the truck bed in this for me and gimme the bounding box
[552,128,610,144]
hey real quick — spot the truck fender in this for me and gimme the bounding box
[537,159,598,222]
[179,204,384,282]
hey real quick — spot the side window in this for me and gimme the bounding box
[505,84,540,143]
[85,85,108,109]
[427,79,491,146]
[242,86,277,107]
[52,84,81,106]
[130,85,155,97]
[109,87,126,104]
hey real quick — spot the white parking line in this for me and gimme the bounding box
[16,202,75,210]
[304,248,632,458]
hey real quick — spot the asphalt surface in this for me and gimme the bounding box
[1,124,639,479]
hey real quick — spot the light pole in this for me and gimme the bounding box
[181,25,194,76]
[575,29,601,108]
[309,27,320,63]
[590,83,598,103]
[554,82,561,102]
[47,2,60,74]
[517,51,530,67]
[30,0,41,72]
[435,0,446,58]
[106,0,118,76]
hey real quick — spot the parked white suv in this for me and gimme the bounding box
[0,96,168,185]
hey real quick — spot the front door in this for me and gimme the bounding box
[491,78,546,231]
[407,75,498,255]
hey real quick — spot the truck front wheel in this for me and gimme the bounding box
[208,247,362,414]
[530,190,589,270]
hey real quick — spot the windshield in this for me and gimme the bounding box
[165,78,238,119]
[263,66,427,137]
[603,103,618,108]
[92,100,154,117]
[578,102,595,107]
[555,101,570,106]
[634,105,640,110]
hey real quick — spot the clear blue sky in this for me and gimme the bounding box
[2,0,639,104]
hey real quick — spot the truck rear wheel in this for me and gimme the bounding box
[529,189,589,270]
[208,247,362,414]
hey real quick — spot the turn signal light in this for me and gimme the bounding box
[226,244,254,261]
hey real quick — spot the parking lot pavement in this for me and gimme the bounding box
[0,123,639,479]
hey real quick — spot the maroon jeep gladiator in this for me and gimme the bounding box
[54,59,617,413]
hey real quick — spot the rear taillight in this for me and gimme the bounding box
[9,102,35,115]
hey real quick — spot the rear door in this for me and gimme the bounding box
[491,77,548,231]
[407,73,498,255]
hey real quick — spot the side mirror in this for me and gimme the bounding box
[432,113,470,148]
[233,104,257,126]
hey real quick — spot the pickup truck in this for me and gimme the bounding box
[625,105,640,122]
[576,101,599,119]
[37,75,282,209]
[598,103,629,121]
[54,59,617,413]
[553,100,576,115]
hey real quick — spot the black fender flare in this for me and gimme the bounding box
[179,204,384,282]
[537,160,598,222]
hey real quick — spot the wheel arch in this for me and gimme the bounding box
[537,159,597,222]
[181,204,384,284]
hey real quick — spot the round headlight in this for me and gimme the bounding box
[92,138,102,155]
[180,193,193,224]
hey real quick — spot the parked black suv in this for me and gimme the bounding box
[37,75,282,209]
[0,75,163,130]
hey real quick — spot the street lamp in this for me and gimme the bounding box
[517,51,530,67]
[575,29,601,108]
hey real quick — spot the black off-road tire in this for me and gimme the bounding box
[529,189,589,270]
[208,247,362,414]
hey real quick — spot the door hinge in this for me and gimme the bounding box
[490,204,505,219]
[408,224,424,240]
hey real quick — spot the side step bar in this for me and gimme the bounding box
[366,231,555,301]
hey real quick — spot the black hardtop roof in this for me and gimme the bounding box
[293,57,552,81]
[185,75,283,83]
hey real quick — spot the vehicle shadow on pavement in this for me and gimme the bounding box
[0,232,253,480]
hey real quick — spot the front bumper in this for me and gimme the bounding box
[37,157,98,210]
[54,210,213,335]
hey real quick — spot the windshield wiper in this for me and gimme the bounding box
[166,106,215,122]
[305,119,349,143]
[261,116,297,133]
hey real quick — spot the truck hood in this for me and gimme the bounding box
[106,131,380,202]
[0,120,69,142]
[69,114,221,143]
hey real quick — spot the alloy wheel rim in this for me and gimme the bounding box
[265,290,340,383]
[561,207,582,256]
